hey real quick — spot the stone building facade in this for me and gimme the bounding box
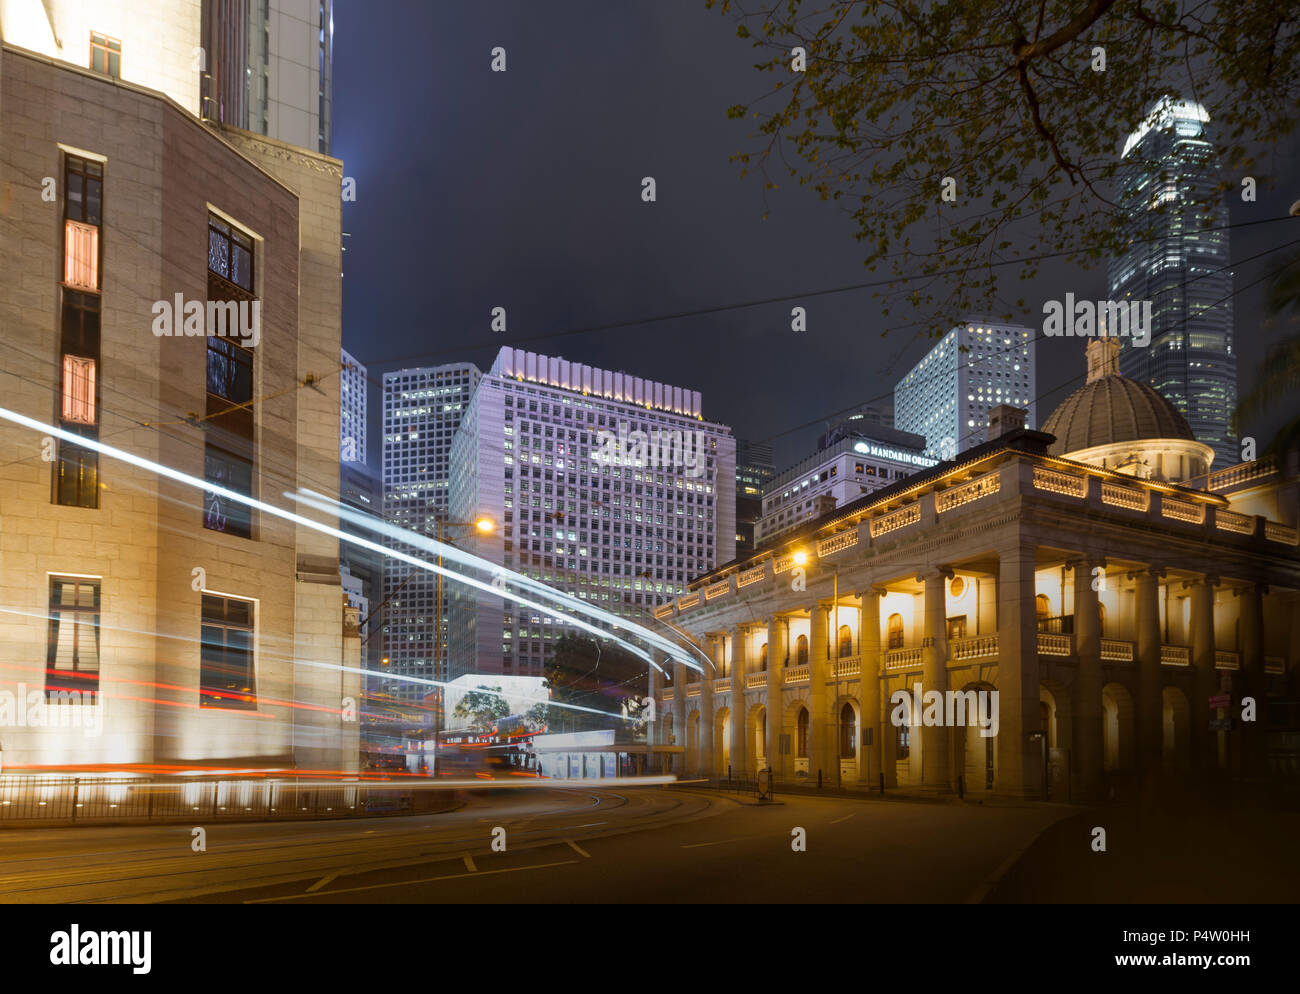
[652,344,1299,799]
[0,38,357,774]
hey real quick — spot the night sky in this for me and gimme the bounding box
[333,0,1300,470]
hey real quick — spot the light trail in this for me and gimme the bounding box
[291,488,715,674]
[0,406,703,719]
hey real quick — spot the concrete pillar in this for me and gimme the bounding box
[699,639,715,778]
[1136,567,1164,775]
[1188,577,1217,772]
[647,657,659,747]
[765,616,786,778]
[997,546,1041,797]
[1238,583,1267,779]
[730,625,748,776]
[672,660,687,776]
[859,588,883,786]
[922,570,951,790]
[808,603,830,782]
[1073,558,1104,800]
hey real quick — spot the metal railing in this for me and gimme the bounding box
[0,776,411,825]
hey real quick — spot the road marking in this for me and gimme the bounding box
[830,813,856,825]
[681,837,751,849]
[565,839,591,858]
[305,874,336,893]
[462,854,477,872]
[244,860,579,903]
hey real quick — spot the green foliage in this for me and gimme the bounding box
[452,685,510,728]
[544,635,648,733]
[710,0,1300,335]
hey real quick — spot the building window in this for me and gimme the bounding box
[203,447,253,538]
[840,703,856,758]
[758,642,767,671]
[838,624,853,658]
[204,214,256,538]
[64,220,99,290]
[208,216,254,293]
[897,722,910,759]
[796,707,809,758]
[946,615,967,640]
[47,576,100,700]
[90,33,122,78]
[795,633,808,666]
[887,613,904,650]
[61,355,97,425]
[1036,594,1051,623]
[200,594,256,709]
[53,429,98,508]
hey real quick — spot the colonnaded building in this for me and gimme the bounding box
[651,339,1300,799]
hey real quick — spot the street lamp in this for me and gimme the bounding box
[432,514,496,775]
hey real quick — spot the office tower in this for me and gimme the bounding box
[379,363,482,701]
[735,439,776,555]
[754,426,933,546]
[0,18,356,771]
[894,320,1037,459]
[340,348,366,466]
[201,0,334,153]
[1109,97,1236,467]
[817,402,893,449]
[447,348,736,684]
[1,1,333,154]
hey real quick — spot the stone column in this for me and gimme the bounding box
[1136,567,1164,776]
[808,602,831,782]
[647,656,659,748]
[1238,583,1267,779]
[998,546,1041,797]
[672,660,687,777]
[699,643,715,779]
[1188,576,1217,772]
[730,624,748,776]
[765,615,786,778]
[1073,557,1104,800]
[922,570,951,790]
[859,587,883,785]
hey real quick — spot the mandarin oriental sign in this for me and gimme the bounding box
[852,441,937,468]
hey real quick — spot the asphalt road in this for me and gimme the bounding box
[0,786,1071,903]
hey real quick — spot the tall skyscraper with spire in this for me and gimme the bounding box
[1109,97,1237,467]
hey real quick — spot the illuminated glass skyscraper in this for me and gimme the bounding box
[1109,98,1236,467]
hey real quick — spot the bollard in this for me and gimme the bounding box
[957,774,964,800]
[817,769,822,789]
[879,772,885,795]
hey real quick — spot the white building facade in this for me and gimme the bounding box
[340,347,366,466]
[447,348,736,684]
[380,362,482,701]
[755,429,934,546]
[895,321,1037,459]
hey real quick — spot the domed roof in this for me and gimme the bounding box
[1043,373,1195,456]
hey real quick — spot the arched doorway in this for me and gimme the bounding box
[1102,683,1136,773]
[1036,594,1051,629]
[840,702,857,758]
[795,634,809,666]
[955,682,997,791]
[838,625,853,657]
[714,706,730,776]
[758,642,768,671]
[1162,686,1191,769]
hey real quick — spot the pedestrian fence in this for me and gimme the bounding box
[0,775,418,825]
